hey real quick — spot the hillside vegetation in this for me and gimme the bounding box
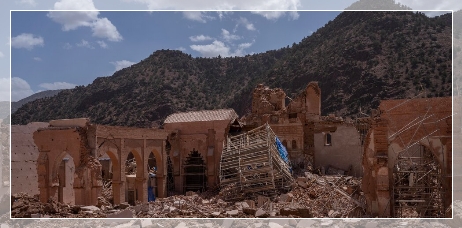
[12,11,452,127]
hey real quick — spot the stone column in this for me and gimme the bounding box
[135,177,147,203]
[37,152,49,203]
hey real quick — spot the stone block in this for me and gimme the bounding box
[255,209,268,218]
[106,209,133,218]
[81,206,100,211]
[226,210,239,216]
[243,208,256,215]
[119,202,130,209]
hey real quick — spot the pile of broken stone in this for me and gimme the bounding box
[11,172,366,218]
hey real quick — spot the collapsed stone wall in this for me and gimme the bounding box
[361,97,452,217]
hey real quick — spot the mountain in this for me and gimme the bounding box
[12,11,452,128]
[11,89,64,114]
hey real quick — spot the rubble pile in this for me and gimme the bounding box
[125,158,137,175]
[101,180,113,204]
[280,172,366,218]
[11,171,366,218]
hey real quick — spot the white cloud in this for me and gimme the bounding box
[47,11,98,30]
[122,0,301,16]
[91,18,123,42]
[47,0,99,31]
[190,40,230,57]
[216,11,233,20]
[47,0,123,42]
[110,60,136,71]
[97,40,108,48]
[221,29,240,42]
[17,0,37,7]
[11,33,44,50]
[182,11,215,23]
[76,39,94,49]
[217,11,224,20]
[33,57,42,61]
[251,11,299,20]
[190,39,255,57]
[237,17,256,31]
[39,82,77,90]
[63,42,72,49]
[52,0,97,10]
[0,78,10,101]
[11,77,34,102]
[189,35,213,42]
[176,47,186,52]
[0,51,4,58]
[233,41,254,56]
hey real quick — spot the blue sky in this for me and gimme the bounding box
[2,0,461,102]
[10,11,341,101]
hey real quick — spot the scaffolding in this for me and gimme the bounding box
[392,144,445,217]
[219,123,294,200]
[381,91,450,218]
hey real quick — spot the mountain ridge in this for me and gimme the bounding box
[12,11,452,128]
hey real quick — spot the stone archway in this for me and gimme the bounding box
[50,152,75,204]
[103,150,121,205]
[125,151,141,205]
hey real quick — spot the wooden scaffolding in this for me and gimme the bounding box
[219,123,294,200]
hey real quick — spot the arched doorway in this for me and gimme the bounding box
[183,149,207,193]
[147,152,157,201]
[125,151,138,205]
[50,152,75,205]
[100,151,120,205]
[392,144,444,217]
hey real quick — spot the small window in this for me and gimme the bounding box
[282,140,288,148]
[292,140,297,149]
[325,133,332,146]
[289,113,297,119]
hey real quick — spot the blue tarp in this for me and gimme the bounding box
[148,186,155,202]
[275,137,290,165]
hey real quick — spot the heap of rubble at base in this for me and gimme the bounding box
[11,171,365,218]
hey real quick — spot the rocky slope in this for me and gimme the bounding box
[12,11,452,127]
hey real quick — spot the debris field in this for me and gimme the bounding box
[11,171,365,218]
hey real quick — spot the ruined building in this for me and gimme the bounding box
[15,118,168,205]
[163,109,240,194]
[10,82,452,218]
[243,82,363,177]
[12,110,240,206]
[361,97,452,217]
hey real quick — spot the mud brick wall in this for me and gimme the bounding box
[11,122,49,195]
